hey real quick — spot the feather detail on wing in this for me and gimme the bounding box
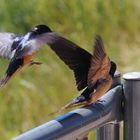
[47,33,92,90]
[88,35,111,88]
[0,32,18,59]
[89,75,112,103]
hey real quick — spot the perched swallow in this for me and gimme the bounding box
[46,34,116,110]
[0,24,52,87]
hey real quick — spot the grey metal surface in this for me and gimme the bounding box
[12,89,122,140]
[96,123,120,140]
[123,72,140,140]
[123,72,140,80]
[12,72,122,140]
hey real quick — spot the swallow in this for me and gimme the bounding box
[46,34,116,110]
[0,24,52,87]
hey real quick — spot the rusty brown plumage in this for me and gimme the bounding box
[47,34,116,114]
[88,75,112,104]
[87,36,111,89]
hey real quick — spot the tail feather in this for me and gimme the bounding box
[48,95,87,116]
[0,75,10,88]
[48,104,70,116]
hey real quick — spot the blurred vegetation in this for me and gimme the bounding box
[0,0,139,139]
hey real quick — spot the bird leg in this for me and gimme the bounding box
[29,60,42,66]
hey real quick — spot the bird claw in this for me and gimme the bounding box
[30,61,42,66]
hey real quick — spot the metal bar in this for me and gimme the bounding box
[123,72,140,140]
[96,71,121,140]
[12,72,122,140]
[96,123,120,140]
[12,90,122,140]
[13,86,122,140]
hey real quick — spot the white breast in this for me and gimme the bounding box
[25,38,46,55]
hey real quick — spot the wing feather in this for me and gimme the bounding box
[47,34,92,90]
[88,36,111,88]
[0,32,18,59]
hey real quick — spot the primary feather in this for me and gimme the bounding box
[48,34,92,91]
[87,36,111,89]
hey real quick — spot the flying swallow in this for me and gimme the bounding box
[46,34,116,110]
[0,24,52,87]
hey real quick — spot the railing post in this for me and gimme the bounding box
[96,123,120,140]
[96,72,121,140]
[123,72,140,140]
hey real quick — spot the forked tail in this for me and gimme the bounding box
[48,95,87,116]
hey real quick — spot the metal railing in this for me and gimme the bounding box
[12,72,140,140]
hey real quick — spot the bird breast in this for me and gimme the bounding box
[25,39,45,55]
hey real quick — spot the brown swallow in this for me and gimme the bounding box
[47,34,116,110]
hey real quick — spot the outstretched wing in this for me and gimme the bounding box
[0,32,19,59]
[47,33,92,91]
[88,35,111,88]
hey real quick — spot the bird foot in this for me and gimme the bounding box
[30,61,42,66]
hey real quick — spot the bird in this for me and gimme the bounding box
[46,33,117,110]
[0,24,116,110]
[0,24,53,87]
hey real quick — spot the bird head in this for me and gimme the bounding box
[110,61,117,77]
[31,24,52,35]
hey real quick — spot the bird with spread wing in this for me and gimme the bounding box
[0,25,53,87]
[46,34,116,110]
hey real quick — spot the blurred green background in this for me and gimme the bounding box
[0,0,139,139]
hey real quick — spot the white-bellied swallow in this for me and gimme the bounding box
[0,24,52,87]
